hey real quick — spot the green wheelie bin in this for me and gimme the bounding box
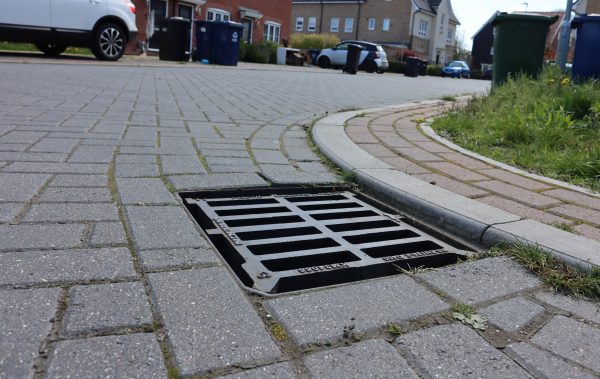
[491,13,558,86]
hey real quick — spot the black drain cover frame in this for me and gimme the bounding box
[181,187,466,294]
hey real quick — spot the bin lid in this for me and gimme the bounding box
[492,12,559,26]
[572,14,600,28]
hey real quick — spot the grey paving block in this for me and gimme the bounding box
[89,221,128,246]
[0,248,137,287]
[115,163,160,177]
[160,155,206,175]
[419,257,541,305]
[264,275,449,346]
[168,173,267,190]
[200,148,251,158]
[29,138,78,153]
[208,164,258,173]
[396,324,529,378]
[0,288,61,379]
[261,169,340,184]
[532,315,600,373]
[285,148,319,161]
[147,267,281,376]
[3,162,108,174]
[125,206,206,250]
[0,223,85,252]
[479,297,545,332]
[253,150,290,165]
[39,187,112,203]
[0,173,51,201]
[68,145,115,163]
[50,174,108,187]
[217,362,297,379]
[304,339,419,379]
[0,203,24,222]
[117,177,177,205]
[138,247,219,271]
[0,152,68,162]
[45,334,166,378]
[63,282,152,335]
[22,203,119,222]
[535,291,600,324]
[116,154,157,164]
[505,342,597,379]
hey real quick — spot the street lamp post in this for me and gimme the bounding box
[556,0,576,70]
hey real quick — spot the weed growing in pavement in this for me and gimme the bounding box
[450,303,487,331]
[441,95,457,102]
[431,66,600,191]
[501,243,600,301]
[340,170,357,183]
[386,322,402,336]
[270,323,289,342]
[550,222,577,234]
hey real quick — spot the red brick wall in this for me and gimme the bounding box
[127,0,291,54]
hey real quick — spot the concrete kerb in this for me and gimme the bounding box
[312,102,600,271]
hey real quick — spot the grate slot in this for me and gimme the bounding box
[310,210,379,221]
[237,226,321,241]
[247,238,340,255]
[298,202,362,211]
[215,206,290,217]
[285,195,348,203]
[261,251,360,272]
[343,230,420,244]
[225,215,304,228]
[326,219,398,232]
[362,240,444,258]
[207,198,279,207]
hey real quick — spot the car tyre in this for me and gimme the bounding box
[364,60,377,73]
[441,73,446,78]
[92,22,125,61]
[317,56,330,69]
[35,43,67,57]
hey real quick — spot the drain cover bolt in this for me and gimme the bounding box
[257,272,272,279]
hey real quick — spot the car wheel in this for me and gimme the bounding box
[364,60,377,73]
[92,22,125,61]
[441,73,445,78]
[317,56,330,69]
[35,43,67,57]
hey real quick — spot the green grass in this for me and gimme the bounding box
[499,243,600,301]
[441,95,457,102]
[431,66,600,191]
[0,41,93,56]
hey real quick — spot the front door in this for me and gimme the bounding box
[242,19,252,43]
[177,3,193,53]
[51,0,107,31]
[148,0,167,50]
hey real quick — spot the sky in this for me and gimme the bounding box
[450,0,572,49]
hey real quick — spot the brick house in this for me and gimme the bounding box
[575,0,600,14]
[291,0,459,64]
[127,0,291,54]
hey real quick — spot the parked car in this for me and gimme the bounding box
[441,61,471,78]
[316,41,389,73]
[0,0,137,61]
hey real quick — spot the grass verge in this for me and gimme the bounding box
[497,243,600,301]
[431,66,600,191]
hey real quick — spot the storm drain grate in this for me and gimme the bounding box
[181,187,466,294]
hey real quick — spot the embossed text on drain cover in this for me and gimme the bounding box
[181,187,465,294]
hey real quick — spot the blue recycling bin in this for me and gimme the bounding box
[571,15,600,81]
[194,20,243,66]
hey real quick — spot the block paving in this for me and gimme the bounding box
[0,60,598,377]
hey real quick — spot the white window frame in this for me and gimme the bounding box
[344,17,353,33]
[207,8,230,22]
[446,29,453,44]
[264,22,281,43]
[418,20,428,37]
[330,17,339,32]
[177,3,194,53]
[382,18,390,31]
[308,16,317,32]
[296,17,304,31]
[368,18,375,31]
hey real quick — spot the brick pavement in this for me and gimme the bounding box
[1,61,599,378]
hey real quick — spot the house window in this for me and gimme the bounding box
[296,17,304,31]
[308,17,317,32]
[418,20,428,37]
[382,18,390,31]
[264,22,281,43]
[368,18,375,31]
[447,29,453,44]
[207,8,230,22]
[330,17,339,32]
[344,17,353,33]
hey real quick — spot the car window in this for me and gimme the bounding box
[449,62,462,67]
[336,43,349,50]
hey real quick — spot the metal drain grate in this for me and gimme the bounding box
[181,187,466,294]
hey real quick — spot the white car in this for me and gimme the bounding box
[0,0,137,60]
[316,40,389,73]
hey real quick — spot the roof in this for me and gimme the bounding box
[412,0,460,24]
